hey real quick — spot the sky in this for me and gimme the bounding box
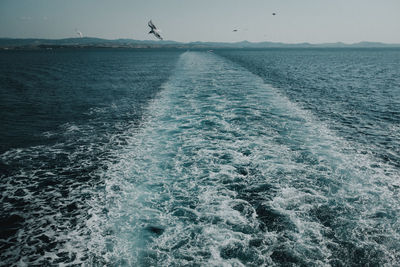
[0,0,399,44]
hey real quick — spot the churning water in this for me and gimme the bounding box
[1,48,399,266]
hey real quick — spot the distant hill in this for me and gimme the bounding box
[0,37,181,48]
[0,37,399,49]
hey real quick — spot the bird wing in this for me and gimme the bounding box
[154,31,163,40]
[148,20,157,30]
[75,29,83,38]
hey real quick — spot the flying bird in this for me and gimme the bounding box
[233,29,238,32]
[75,28,83,38]
[272,13,276,16]
[148,20,163,40]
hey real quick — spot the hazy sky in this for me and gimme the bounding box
[1,0,399,43]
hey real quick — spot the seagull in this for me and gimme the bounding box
[75,28,83,38]
[148,20,163,40]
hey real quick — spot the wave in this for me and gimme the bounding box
[2,51,399,266]
[86,52,400,265]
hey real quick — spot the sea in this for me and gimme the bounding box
[0,48,399,266]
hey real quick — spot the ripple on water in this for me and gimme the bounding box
[86,52,400,266]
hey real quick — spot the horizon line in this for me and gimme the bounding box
[1,37,400,46]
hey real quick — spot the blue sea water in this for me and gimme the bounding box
[0,48,399,266]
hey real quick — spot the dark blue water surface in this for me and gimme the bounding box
[0,49,181,265]
[1,48,399,266]
[217,48,400,169]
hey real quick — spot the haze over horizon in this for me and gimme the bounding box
[0,0,399,44]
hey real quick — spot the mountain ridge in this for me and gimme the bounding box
[1,37,399,49]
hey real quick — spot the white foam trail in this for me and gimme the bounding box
[85,52,400,266]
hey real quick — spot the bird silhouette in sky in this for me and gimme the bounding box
[148,20,163,40]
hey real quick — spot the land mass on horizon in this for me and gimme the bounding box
[1,38,399,50]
